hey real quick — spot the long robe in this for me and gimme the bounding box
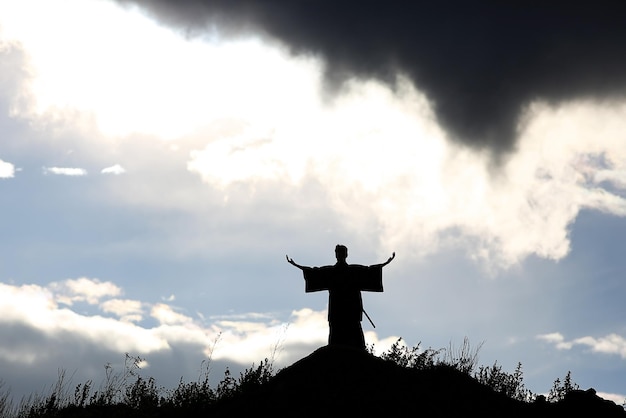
[303,263,383,324]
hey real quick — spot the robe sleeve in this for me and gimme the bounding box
[303,264,384,292]
[303,266,334,292]
[358,265,384,292]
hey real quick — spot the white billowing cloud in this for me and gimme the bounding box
[0,283,58,325]
[44,166,88,176]
[49,277,122,305]
[210,308,400,365]
[537,332,626,358]
[0,280,391,369]
[101,164,126,175]
[0,159,15,178]
[0,282,168,363]
[151,303,194,326]
[572,334,626,357]
[100,298,144,322]
[0,280,212,364]
[189,81,626,268]
[210,308,325,365]
[188,131,303,187]
[275,308,327,346]
[187,78,435,190]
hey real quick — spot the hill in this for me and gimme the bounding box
[210,345,625,417]
[14,345,624,417]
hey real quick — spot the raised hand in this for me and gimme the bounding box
[286,255,304,269]
[382,252,395,266]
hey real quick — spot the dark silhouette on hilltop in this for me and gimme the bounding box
[9,343,625,417]
[212,345,626,418]
[287,245,395,350]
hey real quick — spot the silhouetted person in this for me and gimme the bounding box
[287,245,395,350]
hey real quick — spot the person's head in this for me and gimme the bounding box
[335,244,348,262]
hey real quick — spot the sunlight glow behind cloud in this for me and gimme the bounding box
[0,0,321,140]
[188,93,626,269]
[1,0,626,272]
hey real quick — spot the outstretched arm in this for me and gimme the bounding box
[286,255,308,270]
[372,252,395,268]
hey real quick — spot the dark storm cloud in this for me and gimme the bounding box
[116,0,626,156]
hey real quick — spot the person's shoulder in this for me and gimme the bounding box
[347,263,367,268]
[315,264,335,270]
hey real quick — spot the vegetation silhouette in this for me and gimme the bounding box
[2,338,624,417]
[287,244,395,350]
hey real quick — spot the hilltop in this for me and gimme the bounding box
[210,345,625,417]
[9,344,624,417]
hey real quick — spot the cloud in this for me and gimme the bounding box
[49,277,122,305]
[43,166,88,176]
[537,332,569,348]
[188,89,626,268]
[3,1,626,271]
[2,277,392,402]
[0,159,15,178]
[100,298,144,322]
[596,392,626,405]
[0,279,392,374]
[151,303,194,326]
[0,0,322,141]
[538,332,626,359]
[116,0,626,156]
[0,282,169,361]
[101,164,126,175]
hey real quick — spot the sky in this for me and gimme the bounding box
[1,0,626,406]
